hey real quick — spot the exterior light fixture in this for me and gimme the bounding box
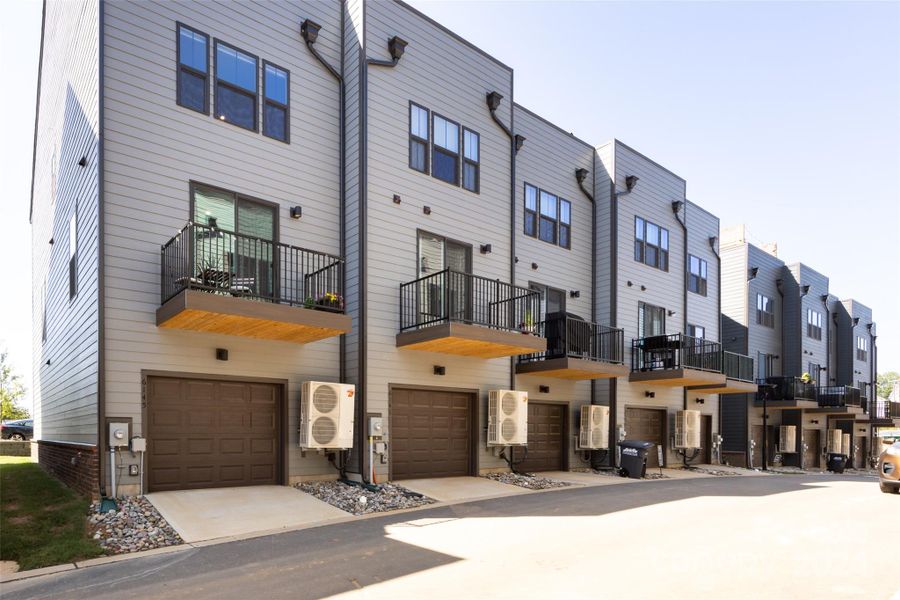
[216,348,229,361]
[641,285,647,291]
[531,262,538,270]
[539,385,550,393]
[626,281,633,287]
[78,156,87,167]
[290,206,302,220]
[480,244,492,254]
[433,365,445,375]
[569,290,580,298]
[393,194,401,204]
[423,206,431,215]
[625,175,639,192]
[667,310,676,317]
[644,391,655,398]
[300,19,321,44]
[696,398,705,405]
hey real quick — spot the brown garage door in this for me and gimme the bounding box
[146,376,282,492]
[625,408,665,468]
[390,388,473,480]
[518,403,566,473]
[803,429,820,469]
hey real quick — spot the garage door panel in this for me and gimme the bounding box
[625,408,665,468]
[147,377,282,492]
[519,403,565,473]
[391,388,473,480]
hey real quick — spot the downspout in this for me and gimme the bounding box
[820,295,830,384]
[709,235,721,461]
[769,277,786,471]
[672,201,689,467]
[485,90,519,390]
[868,324,876,462]
[98,0,107,496]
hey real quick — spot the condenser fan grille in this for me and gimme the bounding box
[591,409,604,426]
[501,418,517,441]
[311,416,337,444]
[501,392,518,415]
[313,386,339,413]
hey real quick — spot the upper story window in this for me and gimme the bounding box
[638,301,666,338]
[806,308,822,340]
[409,103,429,173]
[432,114,460,185]
[688,254,708,296]
[757,352,775,380]
[856,336,868,361]
[523,184,571,249]
[214,41,258,131]
[688,324,705,339]
[41,281,47,343]
[634,217,669,271]
[263,62,289,142]
[177,24,209,114]
[756,293,774,328]
[68,211,78,300]
[462,128,479,193]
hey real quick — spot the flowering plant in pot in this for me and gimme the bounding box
[316,292,344,311]
[518,312,535,335]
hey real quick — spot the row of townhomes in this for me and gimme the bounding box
[31,0,898,497]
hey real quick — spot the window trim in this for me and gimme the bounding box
[408,101,430,174]
[638,301,667,338]
[462,126,480,194]
[176,22,210,115]
[523,182,571,250]
[634,216,669,271]
[188,180,280,244]
[687,323,705,339]
[756,293,775,328]
[528,281,567,320]
[431,111,461,186]
[538,189,558,245]
[524,183,538,238]
[416,229,473,276]
[856,336,868,362]
[262,60,290,143]
[68,210,78,300]
[806,308,822,340]
[559,198,571,249]
[688,254,708,296]
[213,38,260,132]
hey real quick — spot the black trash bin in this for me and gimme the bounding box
[826,453,848,473]
[618,440,655,479]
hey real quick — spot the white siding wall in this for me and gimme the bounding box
[32,0,101,445]
[513,105,595,468]
[747,244,784,378]
[102,0,343,485]
[686,201,720,343]
[364,0,514,478]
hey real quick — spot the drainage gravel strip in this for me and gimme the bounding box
[296,481,436,515]
[483,472,571,489]
[88,497,183,554]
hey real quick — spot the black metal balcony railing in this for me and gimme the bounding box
[631,334,722,373]
[519,316,624,365]
[756,376,818,402]
[876,400,900,419]
[399,268,540,333]
[723,351,754,382]
[160,222,344,311]
[817,385,862,408]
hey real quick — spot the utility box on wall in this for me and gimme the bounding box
[108,422,130,447]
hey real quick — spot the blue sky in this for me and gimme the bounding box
[1,1,898,410]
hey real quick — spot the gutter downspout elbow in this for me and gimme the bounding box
[366,36,408,68]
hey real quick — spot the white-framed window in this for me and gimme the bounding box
[634,216,669,271]
[756,293,774,328]
[856,336,868,361]
[688,254,708,296]
[806,308,822,340]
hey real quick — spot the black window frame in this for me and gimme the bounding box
[431,112,460,186]
[559,198,572,249]
[687,323,705,339]
[638,301,667,338]
[213,39,260,132]
[462,127,480,194]
[262,60,290,143]
[634,216,669,271]
[856,336,868,361]
[688,254,708,296]
[756,293,775,328]
[524,183,538,238]
[806,308,822,340]
[68,209,78,300]
[523,183,570,250]
[408,101,430,174]
[538,189,558,244]
[176,22,210,115]
[528,281,567,320]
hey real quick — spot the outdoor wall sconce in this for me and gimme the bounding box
[423,206,431,215]
[45,359,51,366]
[641,285,647,291]
[570,290,580,298]
[667,310,676,317]
[645,391,655,398]
[539,385,550,393]
[480,244,492,254]
[818,366,827,371]
[433,365,445,376]
[810,419,819,425]
[748,267,759,281]
[625,175,639,192]
[49,237,54,245]
[514,134,526,152]
[393,194,402,204]
[514,257,519,263]
[626,280,633,287]
[531,262,538,270]
[300,19,321,44]
[695,398,705,405]
[78,156,87,167]
[290,206,302,220]
[216,348,229,361]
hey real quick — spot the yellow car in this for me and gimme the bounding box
[878,441,900,494]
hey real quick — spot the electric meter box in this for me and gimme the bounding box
[108,422,130,447]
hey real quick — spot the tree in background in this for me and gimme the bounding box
[1,351,29,421]
[877,371,899,400]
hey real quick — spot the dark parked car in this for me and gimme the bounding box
[1,419,33,441]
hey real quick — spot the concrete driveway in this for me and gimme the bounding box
[399,476,534,502]
[146,485,347,543]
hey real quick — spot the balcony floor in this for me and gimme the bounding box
[752,399,819,410]
[687,378,759,394]
[157,290,351,344]
[516,357,630,380]
[805,405,865,416]
[629,368,726,387]
[396,322,547,358]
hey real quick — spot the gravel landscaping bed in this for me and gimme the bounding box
[483,472,571,489]
[296,481,435,515]
[88,496,182,554]
[643,472,670,480]
[681,466,739,477]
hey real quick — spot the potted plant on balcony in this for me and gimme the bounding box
[518,311,535,335]
[316,292,344,311]
[303,296,315,310]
